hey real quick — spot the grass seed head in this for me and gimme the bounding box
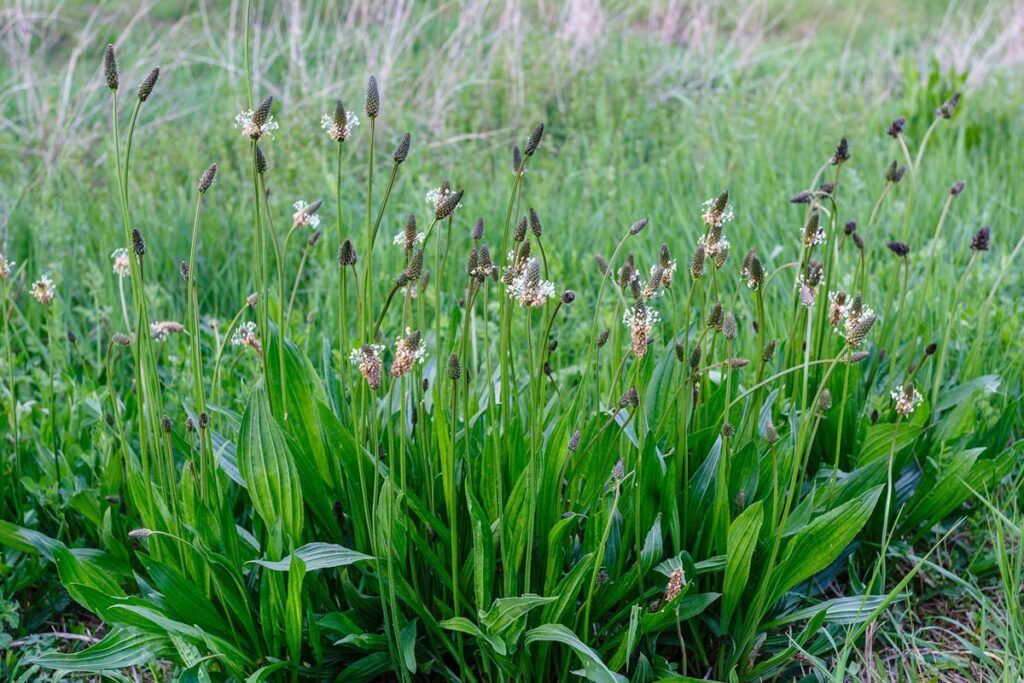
[435,188,464,220]
[137,66,159,101]
[102,44,118,90]
[950,180,966,197]
[886,241,910,258]
[885,160,906,184]
[629,217,649,236]
[198,163,218,193]
[393,132,411,163]
[936,92,960,119]
[887,117,906,138]
[529,208,543,237]
[970,226,991,252]
[843,220,857,235]
[524,122,544,156]
[338,239,358,266]
[513,216,528,242]
[255,145,268,174]
[131,228,146,256]
[365,75,380,118]
[447,352,462,380]
[832,136,850,164]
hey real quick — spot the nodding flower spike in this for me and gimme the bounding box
[832,137,850,164]
[629,217,649,235]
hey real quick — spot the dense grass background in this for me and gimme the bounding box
[1,0,1023,680]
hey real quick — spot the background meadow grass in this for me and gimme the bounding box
[2,0,1023,680]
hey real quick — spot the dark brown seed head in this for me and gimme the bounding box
[852,233,864,251]
[138,66,159,101]
[762,338,777,362]
[66,329,77,344]
[936,92,960,119]
[435,188,464,221]
[690,245,706,279]
[112,332,132,346]
[689,344,702,371]
[707,302,723,330]
[713,190,730,218]
[659,243,671,268]
[131,228,146,256]
[832,137,850,164]
[886,241,910,258]
[513,216,528,242]
[333,99,347,127]
[308,230,321,246]
[529,208,543,237]
[524,122,544,156]
[253,95,274,128]
[597,328,610,348]
[338,239,358,266]
[764,421,779,444]
[179,261,190,282]
[198,163,218,193]
[255,146,268,174]
[447,353,461,380]
[568,428,581,451]
[885,160,906,184]
[406,249,424,281]
[472,217,485,240]
[950,180,966,197]
[467,248,479,276]
[721,422,735,438]
[561,290,576,305]
[846,312,877,347]
[843,220,857,235]
[675,339,686,362]
[403,213,418,248]
[621,385,639,409]
[887,117,906,138]
[790,190,813,204]
[970,226,991,252]
[595,253,610,275]
[722,312,737,340]
[161,415,172,433]
[365,76,380,118]
[629,217,649,236]
[393,133,411,163]
[512,145,523,173]
[543,361,553,376]
[818,388,832,413]
[185,416,195,432]
[102,44,118,90]
[925,342,938,355]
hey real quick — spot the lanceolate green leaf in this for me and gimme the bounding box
[250,542,373,571]
[30,627,170,672]
[767,486,882,606]
[237,383,304,542]
[722,501,763,632]
[525,624,628,683]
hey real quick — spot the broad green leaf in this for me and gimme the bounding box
[237,384,304,541]
[857,423,921,465]
[762,593,907,629]
[480,594,557,636]
[250,542,373,571]
[525,624,627,683]
[899,448,984,532]
[768,486,882,605]
[722,501,763,632]
[640,514,664,574]
[30,627,169,672]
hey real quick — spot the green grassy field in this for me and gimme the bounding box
[1,1,1022,680]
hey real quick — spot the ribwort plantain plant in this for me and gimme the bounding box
[0,10,1020,683]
